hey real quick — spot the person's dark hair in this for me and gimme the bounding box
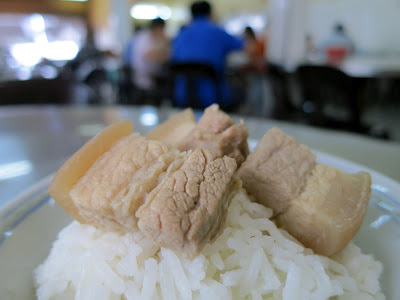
[191,1,212,18]
[244,26,256,39]
[150,18,165,29]
[134,25,143,33]
[334,23,345,33]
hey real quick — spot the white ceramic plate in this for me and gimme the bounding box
[0,151,399,300]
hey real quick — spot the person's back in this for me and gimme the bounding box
[174,20,241,73]
[172,1,243,109]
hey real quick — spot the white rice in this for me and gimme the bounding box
[35,189,385,300]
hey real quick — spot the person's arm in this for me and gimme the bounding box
[222,30,245,53]
[243,39,257,58]
[145,43,170,63]
[145,35,171,64]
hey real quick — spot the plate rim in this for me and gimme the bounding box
[0,174,54,243]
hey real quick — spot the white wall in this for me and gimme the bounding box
[307,0,400,54]
[268,0,307,67]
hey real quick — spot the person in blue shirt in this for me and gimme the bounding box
[172,1,244,109]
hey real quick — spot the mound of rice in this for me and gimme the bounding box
[35,189,384,300]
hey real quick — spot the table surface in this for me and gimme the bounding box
[1,105,399,209]
[304,54,400,78]
[342,55,400,77]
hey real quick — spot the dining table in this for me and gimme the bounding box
[1,104,399,209]
[303,53,400,78]
[340,54,400,78]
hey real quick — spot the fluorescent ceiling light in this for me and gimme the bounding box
[130,4,171,20]
[158,6,172,20]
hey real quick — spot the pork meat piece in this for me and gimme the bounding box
[137,148,240,258]
[276,164,371,256]
[178,104,249,166]
[237,127,316,215]
[70,134,181,232]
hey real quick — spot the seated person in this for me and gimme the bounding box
[319,23,355,63]
[171,1,244,109]
[131,18,169,91]
[243,26,266,72]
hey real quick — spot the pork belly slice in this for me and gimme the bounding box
[237,127,316,215]
[276,164,371,256]
[137,149,240,258]
[70,134,180,232]
[178,104,249,167]
[238,127,371,256]
[48,120,133,223]
[147,108,196,147]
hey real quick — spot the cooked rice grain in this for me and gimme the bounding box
[35,189,385,300]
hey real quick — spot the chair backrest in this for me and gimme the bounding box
[168,62,219,108]
[265,62,293,119]
[169,62,218,81]
[296,65,360,125]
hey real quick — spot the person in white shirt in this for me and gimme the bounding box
[131,18,169,90]
[319,23,355,63]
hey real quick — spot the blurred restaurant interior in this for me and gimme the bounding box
[0,0,399,140]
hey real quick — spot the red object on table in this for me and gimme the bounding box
[326,47,348,65]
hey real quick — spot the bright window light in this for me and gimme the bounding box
[10,41,79,66]
[130,4,171,20]
[27,14,45,33]
[44,41,79,61]
[11,43,42,67]
[35,32,49,44]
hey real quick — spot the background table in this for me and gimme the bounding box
[304,53,400,78]
[342,55,400,78]
[1,105,399,209]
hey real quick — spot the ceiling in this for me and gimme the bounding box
[0,0,88,15]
